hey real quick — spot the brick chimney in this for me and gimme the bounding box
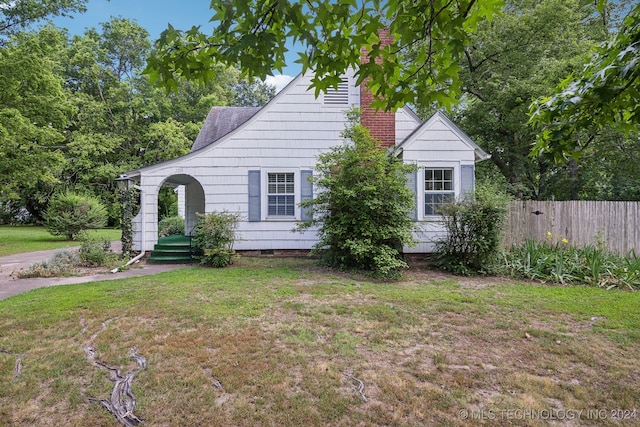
[360,28,396,149]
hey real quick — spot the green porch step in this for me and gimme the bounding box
[146,254,194,264]
[147,235,196,264]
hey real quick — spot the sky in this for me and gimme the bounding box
[51,0,297,90]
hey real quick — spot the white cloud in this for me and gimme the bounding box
[265,74,295,93]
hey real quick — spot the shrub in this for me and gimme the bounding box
[17,238,120,277]
[78,235,118,267]
[17,250,79,278]
[433,183,510,275]
[44,191,107,240]
[297,112,418,279]
[192,211,240,268]
[158,215,185,237]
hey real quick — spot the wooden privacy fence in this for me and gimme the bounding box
[504,201,640,255]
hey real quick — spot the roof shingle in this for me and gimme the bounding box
[190,106,262,152]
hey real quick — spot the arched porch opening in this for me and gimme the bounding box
[158,174,205,236]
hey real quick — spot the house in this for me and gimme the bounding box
[121,68,489,254]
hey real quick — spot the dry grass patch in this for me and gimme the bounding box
[0,258,639,426]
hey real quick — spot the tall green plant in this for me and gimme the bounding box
[298,114,418,279]
[434,183,510,274]
[44,191,107,240]
[192,211,240,268]
[504,239,640,289]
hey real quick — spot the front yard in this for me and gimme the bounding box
[0,258,638,426]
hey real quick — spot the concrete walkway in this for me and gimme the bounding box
[0,242,188,301]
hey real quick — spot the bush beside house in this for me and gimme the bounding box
[298,118,418,279]
[44,192,108,240]
[192,211,240,267]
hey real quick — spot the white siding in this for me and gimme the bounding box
[396,108,421,144]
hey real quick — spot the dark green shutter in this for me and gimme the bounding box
[248,170,261,221]
[300,170,313,221]
[460,164,475,200]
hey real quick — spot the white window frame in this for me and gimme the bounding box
[263,170,298,220]
[424,167,455,217]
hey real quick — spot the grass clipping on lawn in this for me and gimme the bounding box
[0,258,639,426]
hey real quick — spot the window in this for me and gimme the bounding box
[424,168,454,215]
[268,173,295,216]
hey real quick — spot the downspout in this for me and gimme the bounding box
[111,185,146,273]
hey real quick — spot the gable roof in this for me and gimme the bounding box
[191,106,262,152]
[394,110,490,162]
[123,74,483,181]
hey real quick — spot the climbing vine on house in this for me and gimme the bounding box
[118,187,138,258]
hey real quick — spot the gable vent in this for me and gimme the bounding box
[323,78,350,105]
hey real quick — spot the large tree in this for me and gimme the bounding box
[0,26,71,219]
[530,1,640,161]
[0,0,87,41]
[453,0,615,200]
[146,0,503,109]
[1,16,277,223]
[62,18,275,223]
[62,19,214,222]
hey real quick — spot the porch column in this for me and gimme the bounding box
[140,176,159,251]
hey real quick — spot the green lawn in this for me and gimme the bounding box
[1,258,638,426]
[0,226,121,256]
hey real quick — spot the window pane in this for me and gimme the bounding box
[285,202,295,216]
[268,199,276,216]
[424,192,454,215]
[425,168,454,200]
[424,194,437,215]
[268,194,295,216]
